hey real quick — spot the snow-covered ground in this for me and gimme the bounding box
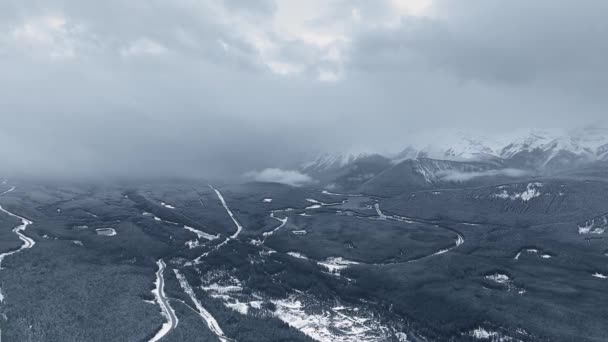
[184,225,218,241]
[493,183,543,202]
[485,273,525,294]
[466,327,517,341]
[160,202,175,209]
[288,252,309,260]
[486,273,510,284]
[514,248,541,260]
[317,257,359,275]
[198,269,403,342]
[578,215,608,234]
[271,294,399,342]
[149,259,178,342]
[95,228,117,236]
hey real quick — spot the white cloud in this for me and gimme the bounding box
[245,168,313,186]
[120,38,167,57]
[10,14,78,59]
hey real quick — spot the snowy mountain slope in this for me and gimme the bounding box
[304,127,608,176]
[295,127,608,195]
[357,158,520,196]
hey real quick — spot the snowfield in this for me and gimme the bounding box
[198,269,403,342]
[317,257,360,275]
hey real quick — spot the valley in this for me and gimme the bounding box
[0,165,607,341]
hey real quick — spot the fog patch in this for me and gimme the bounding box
[438,168,529,182]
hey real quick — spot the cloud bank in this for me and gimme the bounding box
[0,1,606,179]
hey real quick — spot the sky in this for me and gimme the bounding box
[0,0,607,180]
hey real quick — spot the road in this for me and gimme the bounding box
[149,259,178,342]
[0,186,36,267]
[173,269,231,342]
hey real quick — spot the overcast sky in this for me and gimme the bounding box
[1,0,607,179]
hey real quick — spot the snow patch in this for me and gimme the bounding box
[318,257,359,274]
[578,215,608,234]
[288,252,309,260]
[486,273,510,284]
[271,294,395,342]
[493,183,542,202]
[96,228,116,236]
[184,225,218,241]
[160,202,175,209]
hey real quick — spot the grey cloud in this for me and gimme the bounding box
[0,1,606,180]
[350,0,608,91]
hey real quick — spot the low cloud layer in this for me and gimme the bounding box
[245,168,313,187]
[438,169,530,182]
[0,1,606,179]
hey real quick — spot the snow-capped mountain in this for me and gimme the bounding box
[301,151,379,173]
[298,127,608,194]
[392,127,608,170]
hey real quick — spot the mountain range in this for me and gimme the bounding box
[300,127,608,195]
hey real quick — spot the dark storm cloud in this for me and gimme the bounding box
[0,1,606,180]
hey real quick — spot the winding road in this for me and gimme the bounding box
[372,202,465,264]
[149,259,178,342]
[0,186,36,268]
[0,185,36,342]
